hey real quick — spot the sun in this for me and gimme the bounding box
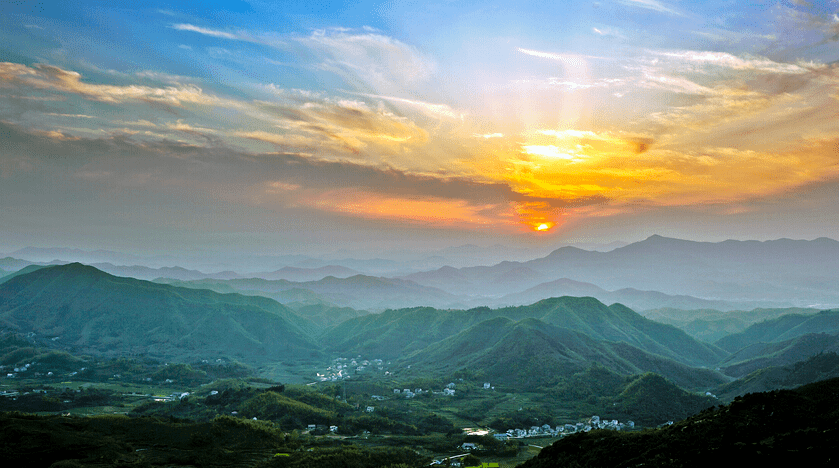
[536,223,550,231]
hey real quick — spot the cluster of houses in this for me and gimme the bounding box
[371,382,459,402]
[2,362,63,379]
[316,356,386,382]
[497,416,634,440]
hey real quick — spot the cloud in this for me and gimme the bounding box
[652,50,810,75]
[0,62,229,107]
[638,69,717,95]
[172,23,254,42]
[614,0,684,16]
[517,48,607,64]
[44,113,96,119]
[0,120,604,233]
[298,28,435,94]
[247,97,431,160]
[351,92,464,120]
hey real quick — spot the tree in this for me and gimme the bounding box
[462,453,481,467]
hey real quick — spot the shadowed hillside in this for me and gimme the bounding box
[518,377,839,467]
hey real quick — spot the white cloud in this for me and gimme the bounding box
[615,0,684,16]
[45,113,96,119]
[172,24,246,41]
[517,48,605,65]
[298,29,435,93]
[653,50,808,75]
[352,92,463,120]
[638,69,717,95]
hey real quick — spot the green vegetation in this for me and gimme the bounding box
[715,309,839,353]
[0,410,428,468]
[5,263,839,466]
[517,377,839,467]
[642,307,821,343]
[715,352,839,400]
[0,263,323,366]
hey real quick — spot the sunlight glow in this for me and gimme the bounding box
[522,145,579,160]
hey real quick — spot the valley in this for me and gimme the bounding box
[2,238,839,467]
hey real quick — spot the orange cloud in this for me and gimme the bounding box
[301,189,519,230]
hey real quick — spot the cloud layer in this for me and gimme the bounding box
[2,1,838,251]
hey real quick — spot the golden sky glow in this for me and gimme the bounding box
[1,1,838,252]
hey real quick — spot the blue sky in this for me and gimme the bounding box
[2,1,838,256]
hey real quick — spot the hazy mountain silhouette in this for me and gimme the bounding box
[402,235,839,308]
[157,275,460,311]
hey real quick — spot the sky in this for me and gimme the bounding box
[1,0,838,257]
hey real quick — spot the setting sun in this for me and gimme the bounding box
[536,223,550,231]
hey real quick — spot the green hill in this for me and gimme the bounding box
[518,377,839,468]
[715,352,839,400]
[512,298,728,366]
[643,307,821,343]
[718,332,839,377]
[325,297,727,369]
[402,317,629,388]
[400,317,726,391]
[611,373,716,426]
[323,306,484,359]
[0,263,322,363]
[0,264,47,285]
[716,309,839,352]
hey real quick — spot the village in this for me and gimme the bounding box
[316,356,388,382]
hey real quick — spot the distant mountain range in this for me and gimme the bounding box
[6,235,838,311]
[401,235,839,309]
[155,275,461,311]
